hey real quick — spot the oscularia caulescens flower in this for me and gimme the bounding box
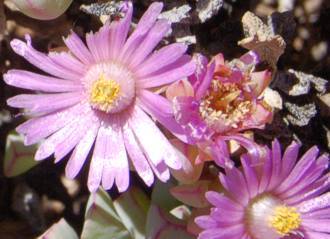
[4,2,196,192]
[166,51,273,167]
[195,140,330,239]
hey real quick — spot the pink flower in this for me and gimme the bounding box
[167,51,272,166]
[195,140,330,239]
[4,2,196,192]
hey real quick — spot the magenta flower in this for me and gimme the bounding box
[4,2,196,192]
[167,51,273,166]
[195,140,330,239]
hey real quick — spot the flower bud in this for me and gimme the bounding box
[10,0,72,20]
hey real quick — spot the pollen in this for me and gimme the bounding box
[199,81,252,131]
[89,75,120,112]
[269,206,301,236]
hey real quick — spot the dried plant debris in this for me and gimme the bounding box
[274,69,328,96]
[159,3,196,45]
[284,102,317,126]
[238,11,286,68]
[80,1,127,23]
[195,0,223,23]
[159,4,191,24]
[288,69,328,95]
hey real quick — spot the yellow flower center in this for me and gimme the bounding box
[89,75,120,112]
[269,206,301,236]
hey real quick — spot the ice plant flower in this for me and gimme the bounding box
[195,140,330,239]
[167,51,272,166]
[4,2,196,192]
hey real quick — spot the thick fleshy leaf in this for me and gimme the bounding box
[4,132,39,177]
[151,179,181,211]
[170,180,211,208]
[37,218,78,239]
[81,189,131,239]
[113,187,150,239]
[146,205,195,239]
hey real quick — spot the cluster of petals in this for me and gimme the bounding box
[4,2,196,192]
[195,140,330,239]
[167,51,273,166]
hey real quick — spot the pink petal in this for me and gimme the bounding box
[4,70,83,92]
[136,43,188,77]
[128,19,171,69]
[195,62,215,100]
[64,31,94,65]
[11,36,82,80]
[129,105,181,170]
[17,103,85,145]
[65,121,99,179]
[7,92,83,114]
[137,55,196,89]
[119,2,163,62]
[108,2,133,59]
[87,127,109,192]
[34,119,85,161]
[48,51,87,76]
[122,123,154,186]
[100,119,129,192]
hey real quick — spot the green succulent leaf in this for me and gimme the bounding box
[4,132,39,177]
[81,187,150,239]
[37,218,78,239]
[146,205,195,239]
[151,179,181,211]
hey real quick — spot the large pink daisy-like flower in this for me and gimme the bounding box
[195,140,330,239]
[4,2,196,192]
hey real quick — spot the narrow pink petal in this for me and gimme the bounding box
[241,154,259,198]
[280,141,301,179]
[195,62,215,100]
[138,90,172,116]
[119,2,163,62]
[129,105,181,170]
[100,119,129,192]
[108,2,133,59]
[64,31,94,65]
[122,123,154,186]
[128,19,171,69]
[48,52,87,76]
[65,121,99,179]
[195,216,218,229]
[267,139,282,190]
[302,208,330,219]
[54,113,96,163]
[198,224,244,239]
[138,90,188,142]
[87,127,109,192]
[205,191,244,211]
[17,103,85,145]
[302,219,330,233]
[11,36,82,80]
[34,119,84,161]
[7,92,83,114]
[4,70,83,93]
[302,231,330,239]
[298,192,330,213]
[225,167,250,206]
[276,146,319,194]
[137,55,196,89]
[135,43,188,77]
